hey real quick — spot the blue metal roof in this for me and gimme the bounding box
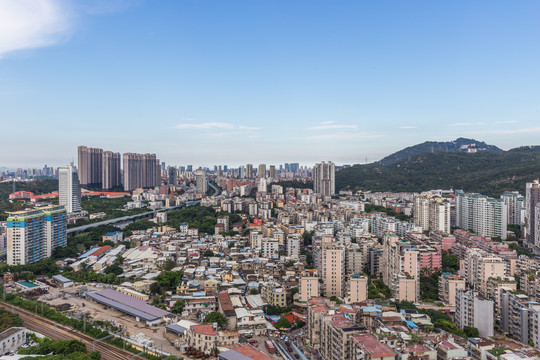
[218,349,252,360]
[52,275,72,283]
[166,324,187,335]
[405,320,419,328]
[87,292,165,322]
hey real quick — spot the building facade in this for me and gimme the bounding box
[78,146,103,188]
[313,161,335,197]
[6,206,67,265]
[58,163,81,214]
[102,151,121,189]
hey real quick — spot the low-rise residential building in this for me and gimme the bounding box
[0,327,27,356]
[185,324,239,355]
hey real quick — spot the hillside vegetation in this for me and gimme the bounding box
[378,137,502,165]
[336,146,540,197]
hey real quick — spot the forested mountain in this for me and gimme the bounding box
[336,146,540,197]
[378,137,502,166]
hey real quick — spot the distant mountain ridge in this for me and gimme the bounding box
[378,137,503,165]
[336,146,540,197]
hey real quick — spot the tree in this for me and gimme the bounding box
[104,264,123,276]
[249,288,259,295]
[464,326,479,338]
[156,271,183,291]
[203,312,228,328]
[442,252,459,273]
[171,299,186,314]
[274,317,292,329]
[287,287,299,305]
[204,250,215,257]
[420,270,441,302]
[149,282,162,295]
[161,259,177,271]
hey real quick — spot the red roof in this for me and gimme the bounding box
[218,291,234,311]
[191,324,217,336]
[90,246,111,257]
[226,344,272,360]
[352,334,395,357]
[283,314,299,324]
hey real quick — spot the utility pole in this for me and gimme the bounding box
[83,312,86,333]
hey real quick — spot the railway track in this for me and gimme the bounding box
[0,301,144,360]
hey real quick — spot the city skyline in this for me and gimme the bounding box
[1,0,540,168]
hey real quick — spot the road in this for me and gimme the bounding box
[274,338,308,360]
[0,300,146,360]
[208,181,221,196]
[68,182,221,234]
[67,200,200,234]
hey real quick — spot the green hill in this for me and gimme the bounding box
[378,137,502,166]
[336,146,540,197]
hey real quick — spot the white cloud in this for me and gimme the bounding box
[449,122,485,127]
[175,122,234,130]
[308,132,382,140]
[310,124,358,130]
[0,0,71,58]
[238,125,261,130]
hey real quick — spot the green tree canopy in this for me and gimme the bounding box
[274,317,292,329]
[464,326,479,338]
[171,299,186,314]
[203,312,228,327]
[156,271,183,291]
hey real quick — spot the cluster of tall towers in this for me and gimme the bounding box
[78,146,160,191]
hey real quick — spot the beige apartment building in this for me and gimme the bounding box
[465,249,506,295]
[438,274,466,306]
[320,238,345,298]
[320,312,363,360]
[261,281,287,307]
[300,275,320,303]
[349,275,368,303]
[486,276,517,311]
[381,233,419,302]
[414,192,451,233]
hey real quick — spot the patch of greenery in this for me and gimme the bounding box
[165,206,243,235]
[274,180,314,190]
[368,279,392,299]
[336,146,540,197]
[420,270,441,302]
[442,251,460,273]
[0,307,23,332]
[274,317,292,329]
[203,312,228,327]
[18,338,87,355]
[0,179,58,218]
[364,203,411,221]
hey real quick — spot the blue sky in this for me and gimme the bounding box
[1,0,540,168]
